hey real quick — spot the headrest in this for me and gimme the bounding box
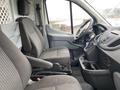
[17,0,32,16]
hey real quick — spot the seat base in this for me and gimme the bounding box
[40,47,71,70]
[25,75,82,90]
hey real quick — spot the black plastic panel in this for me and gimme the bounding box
[18,0,32,15]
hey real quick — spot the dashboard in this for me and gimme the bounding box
[96,30,120,51]
[94,29,120,71]
[79,24,120,90]
[84,27,120,72]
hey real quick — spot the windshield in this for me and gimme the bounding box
[85,0,120,27]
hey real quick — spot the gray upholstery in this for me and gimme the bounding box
[26,55,53,69]
[17,17,71,67]
[25,75,81,90]
[0,30,31,89]
[0,47,23,90]
[40,47,70,66]
[0,30,82,90]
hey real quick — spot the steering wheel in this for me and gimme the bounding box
[74,19,94,40]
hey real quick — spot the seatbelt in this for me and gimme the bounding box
[36,4,43,35]
[42,0,49,49]
[16,18,32,56]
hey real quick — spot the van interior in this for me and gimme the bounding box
[0,0,120,90]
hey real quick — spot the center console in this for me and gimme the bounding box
[79,33,115,90]
[26,55,72,81]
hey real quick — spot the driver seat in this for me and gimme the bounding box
[17,17,71,69]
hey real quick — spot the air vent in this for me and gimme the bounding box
[0,0,12,24]
[108,39,120,47]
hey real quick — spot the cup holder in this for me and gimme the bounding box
[79,55,115,90]
[79,56,100,70]
[82,61,100,70]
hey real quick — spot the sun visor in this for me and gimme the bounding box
[18,0,32,16]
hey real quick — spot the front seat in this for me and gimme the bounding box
[17,17,71,69]
[0,30,82,90]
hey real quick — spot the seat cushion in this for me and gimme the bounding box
[25,75,82,90]
[40,47,70,67]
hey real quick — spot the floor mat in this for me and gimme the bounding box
[72,67,94,90]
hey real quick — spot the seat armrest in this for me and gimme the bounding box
[26,56,53,69]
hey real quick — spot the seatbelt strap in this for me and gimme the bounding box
[36,4,43,35]
[16,18,32,56]
[42,0,49,49]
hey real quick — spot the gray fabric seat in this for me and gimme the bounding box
[40,47,70,66]
[25,75,81,90]
[17,17,71,68]
[0,30,82,90]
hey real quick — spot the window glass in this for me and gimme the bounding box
[72,3,91,35]
[46,0,92,34]
[86,0,120,27]
[46,0,71,34]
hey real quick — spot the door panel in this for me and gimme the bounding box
[45,0,92,63]
[47,26,78,49]
[47,26,83,64]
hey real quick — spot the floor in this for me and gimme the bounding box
[72,66,94,90]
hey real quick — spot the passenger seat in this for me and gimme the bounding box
[0,30,82,90]
[17,17,71,69]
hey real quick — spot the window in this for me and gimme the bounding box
[46,0,71,34]
[46,0,91,34]
[72,3,91,35]
[86,0,120,27]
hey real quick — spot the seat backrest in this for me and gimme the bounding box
[17,17,45,57]
[0,30,31,90]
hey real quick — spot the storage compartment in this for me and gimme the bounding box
[79,56,115,90]
[31,64,72,76]
[84,43,98,61]
[82,61,100,70]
